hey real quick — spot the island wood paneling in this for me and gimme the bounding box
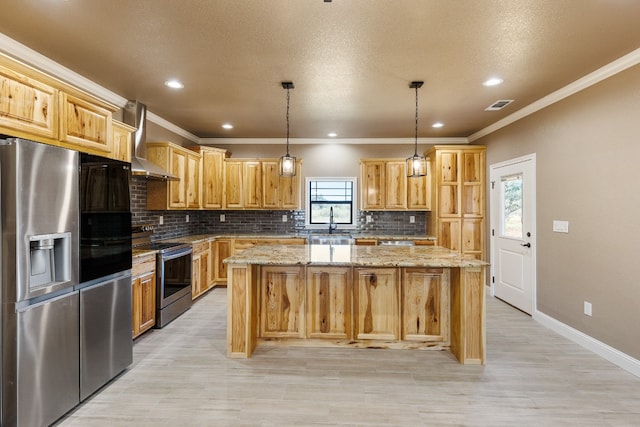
[401,268,449,343]
[306,267,352,339]
[354,268,399,340]
[259,266,305,338]
[449,267,485,364]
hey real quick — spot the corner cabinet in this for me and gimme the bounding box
[360,158,431,211]
[146,141,202,210]
[426,146,486,259]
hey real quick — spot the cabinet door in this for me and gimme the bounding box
[186,152,200,209]
[224,161,243,208]
[201,150,224,208]
[354,268,399,340]
[243,161,262,208]
[215,240,232,283]
[438,219,461,252]
[169,149,187,208]
[462,218,484,259]
[438,151,460,216]
[192,255,202,299]
[259,266,305,338]
[407,162,431,210]
[139,271,156,333]
[280,161,301,209]
[385,161,407,209]
[200,250,211,292]
[461,151,484,217]
[132,277,141,337]
[59,92,112,154]
[402,268,448,342]
[361,161,385,209]
[0,63,58,140]
[111,121,133,162]
[306,267,352,339]
[261,160,280,209]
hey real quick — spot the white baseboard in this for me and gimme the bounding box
[534,310,640,378]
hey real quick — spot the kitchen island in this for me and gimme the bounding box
[224,244,488,364]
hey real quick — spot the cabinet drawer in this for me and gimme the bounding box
[193,241,210,254]
[132,256,156,276]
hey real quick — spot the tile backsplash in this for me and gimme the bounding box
[132,177,428,240]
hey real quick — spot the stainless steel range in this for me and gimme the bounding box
[132,226,192,328]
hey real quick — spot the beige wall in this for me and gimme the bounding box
[476,64,640,360]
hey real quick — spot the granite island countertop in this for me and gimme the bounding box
[161,233,437,245]
[223,244,488,268]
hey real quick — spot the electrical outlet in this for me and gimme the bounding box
[366,215,372,223]
[158,215,163,225]
[282,214,288,222]
[584,301,592,316]
[186,214,189,223]
[409,215,415,223]
[553,220,569,233]
[220,214,225,222]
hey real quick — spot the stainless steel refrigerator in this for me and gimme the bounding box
[1,138,81,426]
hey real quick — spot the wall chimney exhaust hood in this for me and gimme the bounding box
[123,101,178,180]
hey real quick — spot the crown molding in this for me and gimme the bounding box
[0,33,128,107]
[146,112,200,143]
[469,47,640,142]
[198,137,469,145]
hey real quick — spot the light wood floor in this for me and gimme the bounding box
[57,288,640,427]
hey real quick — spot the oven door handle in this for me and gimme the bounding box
[162,248,192,261]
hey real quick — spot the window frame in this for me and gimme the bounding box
[305,177,358,230]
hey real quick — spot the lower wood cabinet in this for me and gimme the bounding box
[214,239,232,285]
[132,254,156,339]
[192,240,214,300]
[306,267,352,339]
[259,266,305,338]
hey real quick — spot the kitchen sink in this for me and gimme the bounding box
[306,235,355,245]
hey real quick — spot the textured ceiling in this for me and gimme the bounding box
[1,0,639,140]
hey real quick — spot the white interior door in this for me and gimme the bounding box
[490,154,536,314]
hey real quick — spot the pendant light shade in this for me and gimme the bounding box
[406,81,427,177]
[279,81,296,177]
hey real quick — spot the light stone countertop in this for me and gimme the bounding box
[163,233,436,245]
[223,244,488,268]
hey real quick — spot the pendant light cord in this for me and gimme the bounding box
[285,87,291,156]
[414,84,419,157]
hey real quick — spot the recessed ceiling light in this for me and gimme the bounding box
[221,123,233,130]
[164,79,184,89]
[483,77,503,87]
[327,132,337,137]
[432,122,444,128]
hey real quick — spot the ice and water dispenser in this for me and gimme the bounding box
[28,232,72,290]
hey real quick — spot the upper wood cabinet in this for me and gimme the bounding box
[360,158,431,211]
[190,146,228,209]
[224,158,302,210]
[262,159,302,209]
[59,91,113,154]
[111,120,134,163]
[146,141,202,210]
[0,59,59,141]
[426,145,486,259]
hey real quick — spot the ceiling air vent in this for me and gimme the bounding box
[485,100,514,111]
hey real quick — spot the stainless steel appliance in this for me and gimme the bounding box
[78,153,133,401]
[1,138,80,427]
[132,226,192,328]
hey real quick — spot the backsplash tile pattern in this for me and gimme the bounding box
[131,177,428,240]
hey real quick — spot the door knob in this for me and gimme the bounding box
[520,242,531,248]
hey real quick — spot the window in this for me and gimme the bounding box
[500,173,523,239]
[306,177,357,229]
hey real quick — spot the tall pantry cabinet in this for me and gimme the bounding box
[426,146,486,260]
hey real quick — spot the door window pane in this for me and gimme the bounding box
[501,174,523,239]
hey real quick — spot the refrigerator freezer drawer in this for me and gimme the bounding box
[79,273,133,401]
[15,291,80,427]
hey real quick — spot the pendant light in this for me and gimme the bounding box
[279,81,296,176]
[406,81,427,177]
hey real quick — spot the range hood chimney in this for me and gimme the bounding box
[123,101,178,180]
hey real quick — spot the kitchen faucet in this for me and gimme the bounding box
[328,207,337,234]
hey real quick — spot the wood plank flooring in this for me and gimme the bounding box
[56,288,640,426]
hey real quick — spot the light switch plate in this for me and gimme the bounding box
[158,215,163,225]
[220,214,225,222]
[366,215,373,223]
[409,215,415,223]
[584,301,592,316]
[186,214,189,223]
[553,220,569,233]
[282,214,288,222]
